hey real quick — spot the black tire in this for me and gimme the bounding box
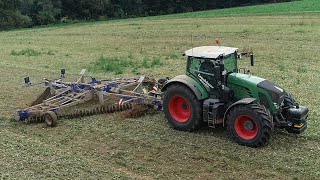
[163,83,202,132]
[227,103,272,147]
[283,92,299,108]
[44,111,58,127]
[281,92,299,117]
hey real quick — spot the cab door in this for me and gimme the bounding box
[187,57,218,94]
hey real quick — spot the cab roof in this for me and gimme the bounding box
[184,46,238,59]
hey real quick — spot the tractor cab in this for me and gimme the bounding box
[185,46,238,73]
[183,46,239,97]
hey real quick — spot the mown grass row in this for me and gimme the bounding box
[11,48,55,56]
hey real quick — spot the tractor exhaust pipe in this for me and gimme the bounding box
[250,53,255,66]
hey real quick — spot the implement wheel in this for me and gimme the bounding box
[163,84,202,131]
[44,111,58,127]
[227,103,272,147]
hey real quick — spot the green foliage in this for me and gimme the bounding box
[0,11,32,30]
[141,57,163,69]
[142,57,150,68]
[278,64,286,72]
[151,57,163,67]
[47,50,55,55]
[11,48,42,56]
[91,55,163,75]
[10,49,55,56]
[90,56,133,75]
[0,0,32,30]
[21,0,62,25]
[297,66,307,73]
[0,0,303,30]
[131,67,141,75]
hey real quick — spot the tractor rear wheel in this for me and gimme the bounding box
[227,103,272,147]
[163,84,202,131]
[44,111,58,127]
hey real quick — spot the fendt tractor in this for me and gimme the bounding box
[162,46,309,147]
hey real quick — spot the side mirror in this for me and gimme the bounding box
[214,66,221,81]
[250,54,254,66]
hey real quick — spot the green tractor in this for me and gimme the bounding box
[162,46,308,147]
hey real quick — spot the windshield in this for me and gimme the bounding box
[224,52,237,73]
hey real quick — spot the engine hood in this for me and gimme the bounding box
[257,79,286,103]
[228,73,285,104]
[227,73,265,86]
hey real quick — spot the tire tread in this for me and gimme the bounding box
[227,103,272,147]
[163,83,202,132]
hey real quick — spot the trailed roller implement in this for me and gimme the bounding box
[15,69,164,127]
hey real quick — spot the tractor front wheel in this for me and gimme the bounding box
[227,103,272,147]
[163,84,202,131]
[281,92,299,118]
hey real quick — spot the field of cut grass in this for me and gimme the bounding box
[1,1,320,179]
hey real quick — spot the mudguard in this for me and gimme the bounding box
[161,75,209,100]
[223,98,257,125]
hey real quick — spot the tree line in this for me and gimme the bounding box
[0,0,293,30]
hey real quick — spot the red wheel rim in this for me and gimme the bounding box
[168,96,191,123]
[234,115,258,140]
